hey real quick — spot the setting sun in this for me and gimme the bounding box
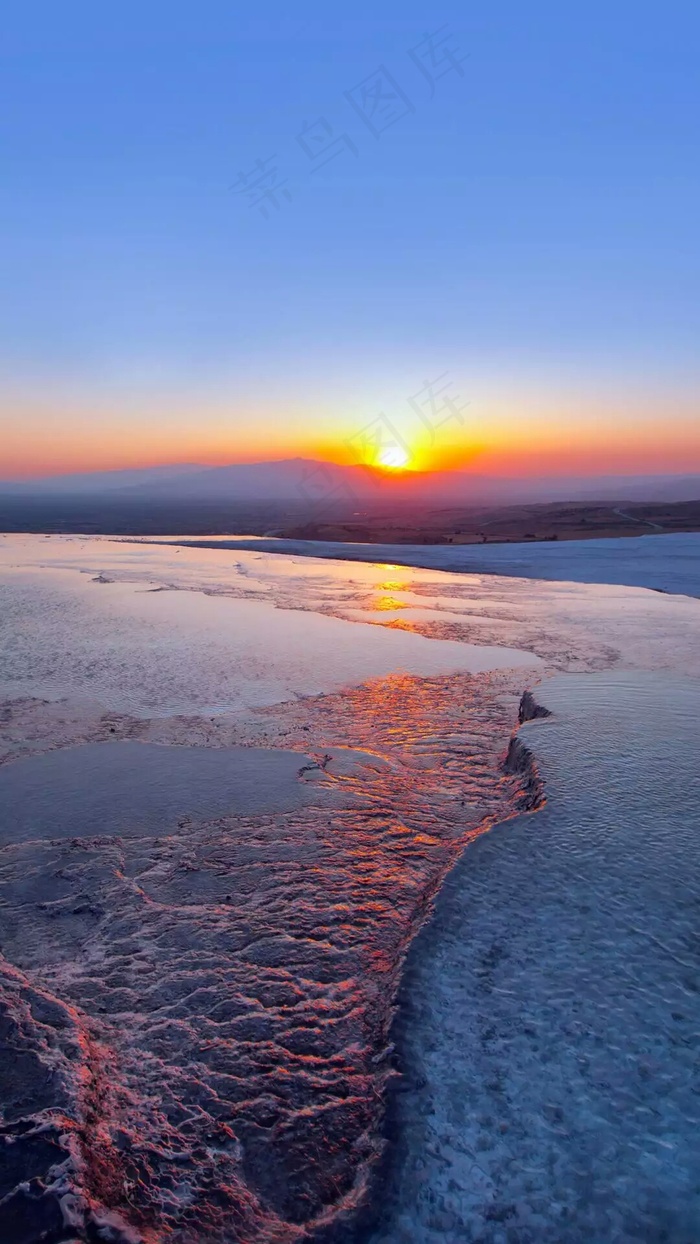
[379,446,411,470]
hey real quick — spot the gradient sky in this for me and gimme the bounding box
[1,0,699,478]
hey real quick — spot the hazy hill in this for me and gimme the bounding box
[2,459,700,506]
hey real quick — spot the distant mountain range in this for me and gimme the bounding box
[2,459,700,506]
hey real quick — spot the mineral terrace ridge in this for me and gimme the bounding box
[0,533,699,1243]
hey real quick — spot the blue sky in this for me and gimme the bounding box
[1,0,699,475]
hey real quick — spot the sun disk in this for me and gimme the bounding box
[379,446,410,470]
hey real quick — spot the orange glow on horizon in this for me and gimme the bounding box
[1,389,699,481]
[4,442,700,482]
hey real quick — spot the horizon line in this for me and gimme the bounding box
[4,456,700,486]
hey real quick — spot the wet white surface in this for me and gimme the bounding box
[0,537,541,716]
[144,530,700,598]
[2,536,700,722]
[1,534,699,1241]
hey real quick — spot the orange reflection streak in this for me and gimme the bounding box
[373,595,409,612]
[376,567,413,602]
[1,667,544,1238]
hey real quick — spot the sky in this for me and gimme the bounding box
[1,0,699,480]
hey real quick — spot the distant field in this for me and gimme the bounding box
[1,495,699,544]
[280,499,700,545]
